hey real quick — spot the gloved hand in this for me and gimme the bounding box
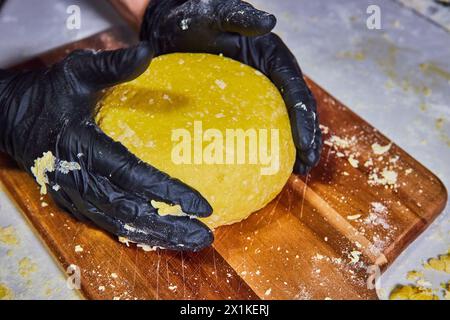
[0,43,213,251]
[141,0,322,175]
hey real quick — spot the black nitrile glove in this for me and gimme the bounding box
[0,43,214,251]
[141,0,322,175]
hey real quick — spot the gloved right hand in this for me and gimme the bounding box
[140,0,323,175]
[0,43,214,251]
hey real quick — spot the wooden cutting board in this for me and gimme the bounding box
[0,25,447,300]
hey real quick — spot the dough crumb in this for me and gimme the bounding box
[151,200,184,217]
[118,237,132,247]
[348,154,359,168]
[215,79,227,90]
[368,168,398,187]
[118,236,165,252]
[319,124,330,135]
[348,251,361,264]
[180,18,190,30]
[325,135,356,149]
[168,285,177,291]
[347,214,361,221]
[58,160,81,174]
[137,244,161,252]
[364,158,373,167]
[371,142,392,155]
[31,151,56,195]
[364,202,390,229]
[75,245,84,253]
[313,253,325,261]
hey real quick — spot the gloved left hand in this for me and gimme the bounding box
[141,0,323,174]
[0,43,214,251]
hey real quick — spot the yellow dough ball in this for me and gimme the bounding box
[96,53,295,228]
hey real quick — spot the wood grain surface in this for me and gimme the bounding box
[0,27,447,300]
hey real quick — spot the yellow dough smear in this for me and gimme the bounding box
[389,285,439,300]
[0,225,19,245]
[96,53,295,228]
[0,283,14,300]
[424,251,450,273]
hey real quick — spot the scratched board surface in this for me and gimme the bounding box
[0,27,446,300]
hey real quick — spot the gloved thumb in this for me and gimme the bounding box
[216,0,276,37]
[66,42,154,92]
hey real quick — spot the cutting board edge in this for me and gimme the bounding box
[383,184,447,266]
[306,76,448,205]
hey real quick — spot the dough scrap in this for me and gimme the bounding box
[0,283,14,300]
[390,285,439,300]
[424,251,450,273]
[31,151,56,195]
[151,200,184,217]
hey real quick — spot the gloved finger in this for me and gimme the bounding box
[48,187,89,222]
[290,102,318,153]
[48,166,213,251]
[67,123,213,217]
[293,128,323,175]
[49,160,156,225]
[126,213,213,251]
[292,126,322,172]
[252,34,322,167]
[66,170,156,223]
[311,129,323,166]
[215,0,276,36]
[306,144,321,167]
[64,42,154,92]
[293,159,311,176]
[274,73,319,157]
[84,201,213,252]
[281,80,320,169]
[293,147,320,176]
